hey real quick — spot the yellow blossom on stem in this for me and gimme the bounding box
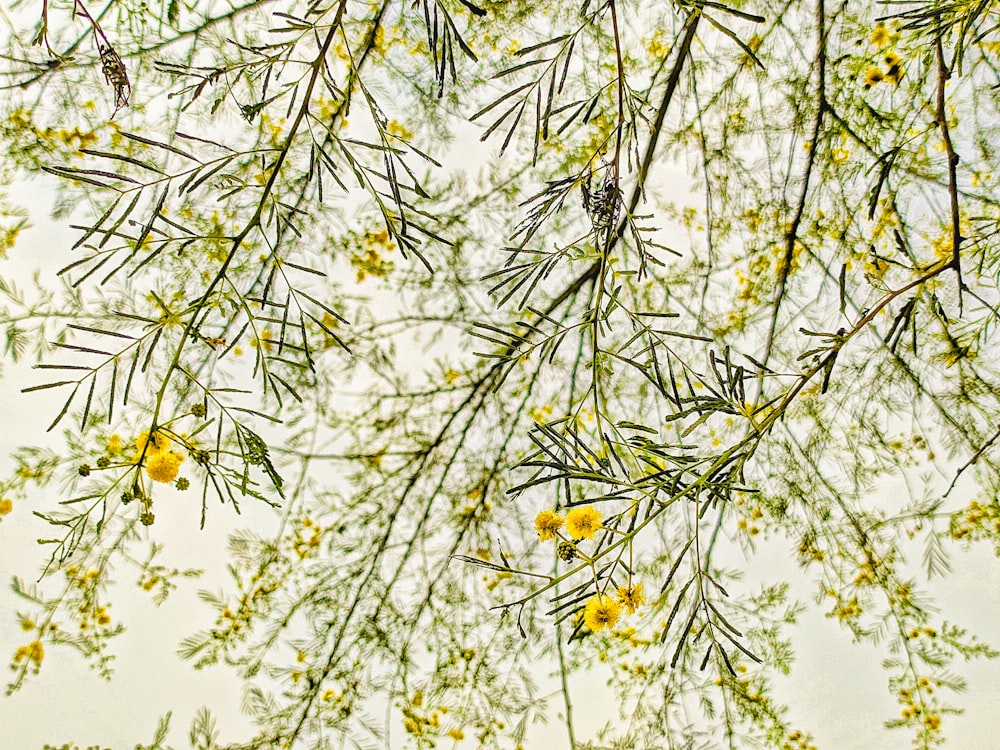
[616,582,646,614]
[864,67,883,88]
[534,509,564,541]
[0,497,12,515]
[14,640,44,666]
[145,451,185,483]
[583,593,621,632]
[871,24,890,48]
[566,506,602,540]
[884,59,904,85]
[135,429,170,456]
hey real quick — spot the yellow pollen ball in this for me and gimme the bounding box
[566,506,602,540]
[145,451,185,483]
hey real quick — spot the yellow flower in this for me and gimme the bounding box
[96,607,111,626]
[145,451,185,483]
[107,434,123,453]
[870,24,890,48]
[135,429,169,456]
[566,506,602,540]
[534,509,564,541]
[864,67,883,88]
[447,729,465,740]
[20,618,35,632]
[616,582,646,615]
[583,594,621,632]
[0,497,12,515]
[14,640,44,666]
[884,60,904,85]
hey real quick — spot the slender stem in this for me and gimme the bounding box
[762,0,829,369]
[934,30,965,314]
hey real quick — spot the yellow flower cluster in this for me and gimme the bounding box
[401,691,441,737]
[864,43,903,90]
[645,31,670,58]
[871,24,891,48]
[13,640,44,666]
[134,429,186,483]
[950,498,1000,541]
[146,452,185,483]
[386,120,414,140]
[96,606,112,627]
[781,729,818,750]
[64,565,101,591]
[0,497,13,516]
[534,509,563,541]
[534,506,603,542]
[616,583,646,615]
[5,108,101,156]
[583,594,621,632]
[582,583,647,633]
[834,596,862,621]
[567,506,602,539]
[294,517,324,559]
[351,229,396,283]
[898,683,940,730]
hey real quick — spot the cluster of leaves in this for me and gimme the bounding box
[2,0,1000,748]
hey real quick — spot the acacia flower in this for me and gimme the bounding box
[616,582,646,614]
[0,497,12,515]
[14,640,44,666]
[870,24,890,48]
[566,506,602,540]
[135,429,170,455]
[884,54,904,85]
[864,67,883,88]
[145,451,185,483]
[583,593,621,632]
[534,509,564,541]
